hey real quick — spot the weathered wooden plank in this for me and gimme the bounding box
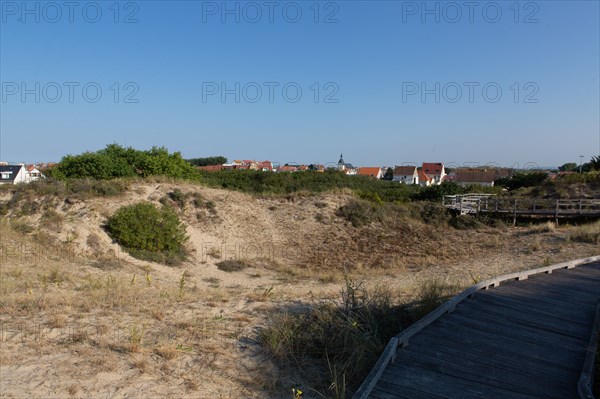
[413,321,586,371]
[369,381,447,399]
[391,349,573,398]
[469,292,595,325]
[452,299,593,338]
[547,271,600,285]
[438,312,588,353]
[473,287,596,314]
[380,364,541,399]
[396,336,575,385]
[408,330,580,383]
[497,275,600,296]
[555,267,600,279]
[520,270,598,295]
[486,283,599,307]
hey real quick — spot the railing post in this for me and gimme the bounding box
[513,199,517,226]
[555,200,559,226]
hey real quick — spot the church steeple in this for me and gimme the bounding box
[338,153,345,165]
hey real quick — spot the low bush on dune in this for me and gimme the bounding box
[105,202,188,265]
[568,221,600,244]
[260,277,409,397]
[259,276,461,397]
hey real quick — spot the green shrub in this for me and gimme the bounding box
[495,172,548,191]
[105,202,188,265]
[411,182,465,202]
[186,156,227,167]
[419,202,450,226]
[336,200,379,228]
[52,144,198,180]
[559,171,600,184]
[449,215,483,230]
[168,189,187,208]
[216,260,248,272]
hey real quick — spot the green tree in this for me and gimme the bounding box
[53,144,198,180]
[495,172,548,190]
[186,156,227,167]
[588,155,600,171]
[382,167,394,181]
[558,163,578,172]
[106,202,188,264]
[411,182,465,201]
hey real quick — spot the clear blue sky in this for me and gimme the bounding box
[1,0,599,168]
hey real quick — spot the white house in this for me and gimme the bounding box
[453,168,497,187]
[0,164,45,184]
[393,166,419,184]
[418,169,433,187]
[0,164,28,184]
[26,165,43,181]
[422,162,446,185]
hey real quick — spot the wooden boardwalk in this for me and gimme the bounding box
[442,195,600,222]
[354,257,600,399]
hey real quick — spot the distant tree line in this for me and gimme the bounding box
[186,156,227,167]
[558,155,600,173]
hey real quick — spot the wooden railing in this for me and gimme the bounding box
[352,255,600,399]
[443,195,600,221]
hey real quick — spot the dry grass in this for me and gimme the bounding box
[569,221,600,244]
[527,221,556,234]
[0,183,598,398]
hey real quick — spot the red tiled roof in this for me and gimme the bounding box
[454,168,496,183]
[393,166,417,176]
[257,161,272,171]
[198,165,224,172]
[418,169,431,182]
[357,167,381,177]
[278,165,297,172]
[422,163,444,175]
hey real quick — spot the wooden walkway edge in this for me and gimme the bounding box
[353,255,600,399]
[579,302,600,399]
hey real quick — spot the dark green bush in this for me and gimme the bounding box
[495,172,548,190]
[216,260,248,272]
[51,144,198,180]
[105,202,188,265]
[186,156,227,167]
[449,215,483,230]
[419,202,450,226]
[168,189,187,208]
[336,200,379,228]
[411,182,465,202]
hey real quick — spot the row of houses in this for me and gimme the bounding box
[198,155,514,187]
[0,163,45,185]
[381,164,512,187]
[198,160,327,173]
